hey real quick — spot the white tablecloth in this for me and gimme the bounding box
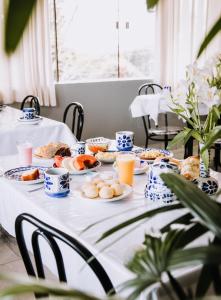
[130,94,209,126]
[0,106,77,155]
[0,153,213,297]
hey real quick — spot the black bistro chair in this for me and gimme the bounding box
[63,102,84,141]
[20,95,41,116]
[15,213,115,297]
[138,83,182,149]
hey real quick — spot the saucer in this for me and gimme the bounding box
[18,116,42,125]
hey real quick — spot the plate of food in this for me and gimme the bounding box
[79,174,133,202]
[34,142,71,159]
[4,166,48,185]
[53,154,101,175]
[95,151,118,163]
[136,148,173,163]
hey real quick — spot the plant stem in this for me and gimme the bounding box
[160,279,176,300]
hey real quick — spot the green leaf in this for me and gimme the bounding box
[96,203,183,243]
[0,272,101,300]
[191,130,204,143]
[160,212,193,233]
[169,246,221,269]
[146,0,159,9]
[160,173,221,239]
[197,15,221,58]
[167,128,192,150]
[5,0,37,54]
[201,126,221,152]
[175,223,208,249]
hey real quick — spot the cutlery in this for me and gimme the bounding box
[28,185,44,193]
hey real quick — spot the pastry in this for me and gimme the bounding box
[99,186,114,199]
[96,181,108,190]
[111,183,123,196]
[180,156,200,180]
[84,185,99,199]
[35,142,70,159]
[21,168,39,181]
[139,150,166,160]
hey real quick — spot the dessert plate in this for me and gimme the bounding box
[4,166,48,185]
[18,116,42,125]
[79,183,132,203]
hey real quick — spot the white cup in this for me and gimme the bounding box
[44,168,70,198]
[17,142,32,166]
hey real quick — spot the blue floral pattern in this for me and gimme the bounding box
[44,172,70,198]
[117,135,133,151]
[145,158,179,203]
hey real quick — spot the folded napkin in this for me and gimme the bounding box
[130,94,164,125]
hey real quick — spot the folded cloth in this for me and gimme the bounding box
[130,94,164,125]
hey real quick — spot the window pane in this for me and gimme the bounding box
[51,0,119,81]
[118,0,156,78]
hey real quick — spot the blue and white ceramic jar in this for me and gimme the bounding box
[44,168,70,198]
[145,158,179,204]
[193,144,218,196]
[116,131,134,151]
[23,107,36,120]
[73,141,86,155]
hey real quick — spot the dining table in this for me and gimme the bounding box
[0,142,217,298]
[0,106,77,155]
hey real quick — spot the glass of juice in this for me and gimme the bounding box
[116,151,135,186]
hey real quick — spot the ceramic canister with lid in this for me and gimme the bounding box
[145,158,180,204]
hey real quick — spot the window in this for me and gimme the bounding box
[49,0,156,82]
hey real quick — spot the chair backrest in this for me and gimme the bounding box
[15,213,115,296]
[138,83,163,96]
[63,102,84,141]
[138,83,163,130]
[20,95,41,116]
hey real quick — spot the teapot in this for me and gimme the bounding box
[145,158,180,204]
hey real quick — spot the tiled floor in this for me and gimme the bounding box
[0,142,218,298]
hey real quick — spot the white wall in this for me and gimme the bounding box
[13,79,182,147]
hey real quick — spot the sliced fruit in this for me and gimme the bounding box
[74,154,97,171]
[61,157,73,171]
[54,155,64,168]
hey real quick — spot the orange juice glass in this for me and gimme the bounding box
[116,152,135,186]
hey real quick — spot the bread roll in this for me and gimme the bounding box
[181,156,199,180]
[111,183,123,196]
[84,185,99,199]
[99,186,114,199]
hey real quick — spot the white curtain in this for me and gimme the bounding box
[156,0,221,87]
[0,0,56,106]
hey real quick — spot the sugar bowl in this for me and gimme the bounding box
[145,158,180,204]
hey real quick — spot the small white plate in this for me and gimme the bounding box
[66,161,101,175]
[4,166,48,185]
[79,183,132,203]
[113,160,149,175]
[18,116,42,125]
